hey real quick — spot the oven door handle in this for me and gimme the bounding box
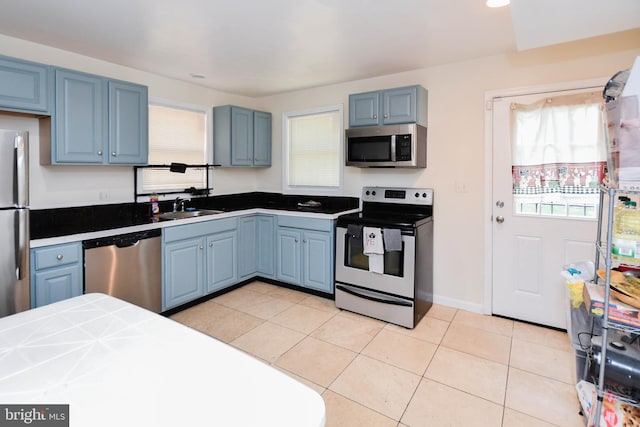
[336,285,412,307]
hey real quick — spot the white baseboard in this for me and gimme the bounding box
[431,294,486,315]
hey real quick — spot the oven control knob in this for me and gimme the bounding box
[365,190,370,196]
[415,192,420,198]
[422,192,427,198]
[371,191,376,196]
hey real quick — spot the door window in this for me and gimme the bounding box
[510,91,606,218]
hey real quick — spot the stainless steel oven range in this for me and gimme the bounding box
[335,186,433,329]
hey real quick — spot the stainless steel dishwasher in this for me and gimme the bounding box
[83,229,162,313]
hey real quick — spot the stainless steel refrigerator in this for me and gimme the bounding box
[0,130,29,318]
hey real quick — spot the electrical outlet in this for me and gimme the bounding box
[455,181,469,193]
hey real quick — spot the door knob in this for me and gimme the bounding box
[496,201,504,208]
[495,215,505,223]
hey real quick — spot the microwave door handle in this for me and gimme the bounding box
[390,135,396,162]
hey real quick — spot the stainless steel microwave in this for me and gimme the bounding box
[345,123,427,168]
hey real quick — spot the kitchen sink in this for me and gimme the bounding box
[157,209,224,221]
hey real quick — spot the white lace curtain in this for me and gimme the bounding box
[511,91,607,195]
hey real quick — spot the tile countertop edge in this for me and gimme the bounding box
[30,208,361,248]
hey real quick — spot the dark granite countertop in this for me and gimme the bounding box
[30,192,359,240]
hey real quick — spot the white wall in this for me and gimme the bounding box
[1,29,639,312]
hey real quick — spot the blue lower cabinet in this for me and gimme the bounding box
[237,216,258,279]
[163,236,205,310]
[238,214,275,280]
[206,230,238,293]
[162,218,239,310]
[302,230,333,293]
[256,215,275,278]
[276,218,334,293]
[30,242,83,308]
[161,214,333,310]
[276,228,302,285]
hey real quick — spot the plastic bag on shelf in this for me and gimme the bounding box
[562,261,595,308]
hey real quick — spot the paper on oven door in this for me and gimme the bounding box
[363,227,384,274]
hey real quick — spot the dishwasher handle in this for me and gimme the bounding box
[115,238,140,248]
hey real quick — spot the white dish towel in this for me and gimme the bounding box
[363,226,384,274]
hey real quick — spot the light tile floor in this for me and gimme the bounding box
[169,281,584,427]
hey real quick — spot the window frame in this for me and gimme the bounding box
[282,104,344,196]
[137,97,212,198]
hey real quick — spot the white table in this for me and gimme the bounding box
[0,294,326,427]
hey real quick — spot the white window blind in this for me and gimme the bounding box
[284,105,343,193]
[141,102,208,192]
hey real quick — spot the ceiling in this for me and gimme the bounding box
[0,0,638,97]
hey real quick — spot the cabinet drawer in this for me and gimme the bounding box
[33,242,82,270]
[277,216,334,232]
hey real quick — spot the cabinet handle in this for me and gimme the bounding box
[294,239,298,243]
[57,254,63,260]
[373,114,377,119]
[112,152,117,157]
[303,239,307,243]
[209,242,213,247]
[199,246,204,250]
[97,150,103,156]
[384,114,388,118]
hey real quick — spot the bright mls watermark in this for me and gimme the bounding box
[0,405,69,426]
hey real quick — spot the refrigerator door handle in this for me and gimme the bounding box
[15,210,28,280]
[15,133,29,208]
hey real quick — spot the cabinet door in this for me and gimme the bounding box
[302,230,333,293]
[54,69,105,163]
[349,91,380,127]
[230,107,254,166]
[0,56,50,113]
[163,237,204,309]
[382,86,417,125]
[276,228,301,285]
[33,265,82,308]
[108,80,148,165]
[253,111,272,166]
[237,216,257,279]
[257,215,275,278]
[206,230,238,293]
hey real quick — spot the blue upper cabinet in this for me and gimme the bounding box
[108,80,148,165]
[0,55,51,114]
[214,105,272,167]
[349,91,380,127]
[43,67,148,165]
[230,106,254,166]
[53,69,105,164]
[348,85,428,127]
[253,111,272,166]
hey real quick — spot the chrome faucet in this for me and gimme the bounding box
[173,197,187,212]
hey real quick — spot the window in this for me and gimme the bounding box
[138,99,210,195]
[510,91,606,219]
[283,104,343,194]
